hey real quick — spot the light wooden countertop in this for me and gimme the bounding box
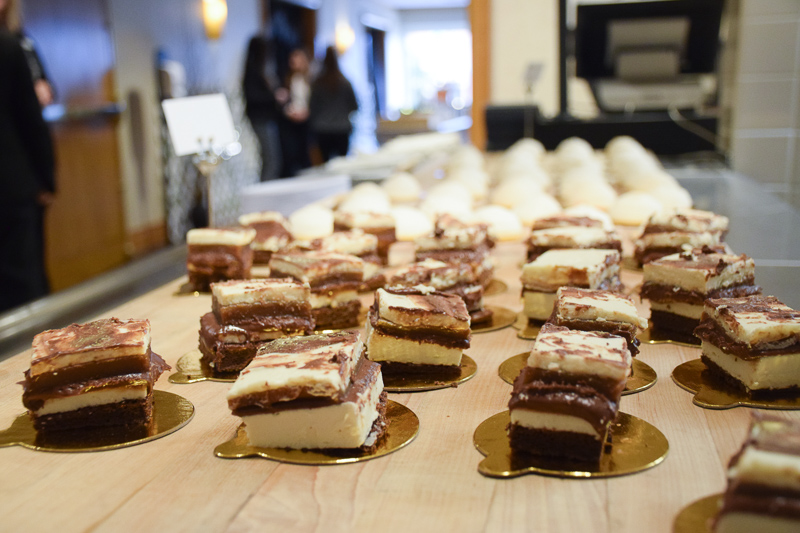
[0,242,794,533]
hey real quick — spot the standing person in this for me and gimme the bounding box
[0,30,56,312]
[243,36,286,181]
[0,0,54,107]
[309,46,358,162]
[279,48,312,177]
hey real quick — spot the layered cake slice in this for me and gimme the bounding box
[199,279,315,373]
[634,208,729,265]
[714,415,800,532]
[694,295,800,394]
[521,248,622,322]
[415,215,494,287]
[549,287,648,356]
[186,227,256,291]
[22,318,170,434]
[238,211,292,264]
[226,331,388,450]
[365,287,471,377]
[269,251,364,329]
[388,258,493,324]
[526,226,622,262]
[317,231,385,290]
[333,211,396,264]
[508,324,631,462]
[642,248,760,338]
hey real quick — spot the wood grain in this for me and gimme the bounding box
[0,242,796,533]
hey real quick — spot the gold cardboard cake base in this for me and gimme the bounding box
[484,278,508,297]
[511,313,542,340]
[673,494,721,533]
[169,349,238,384]
[214,400,418,465]
[497,353,657,395]
[473,410,668,479]
[640,326,701,347]
[471,306,517,334]
[0,390,194,453]
[382,354,477,393]
[672,359,800,410]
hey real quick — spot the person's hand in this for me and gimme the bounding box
[36,191,55,207]
[34,80,54,107]
[275,87,289,105]
[286,107,308,122]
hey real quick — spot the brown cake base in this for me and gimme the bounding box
[650,309,700,341]
[377,360,462,379]
[31,395,154,433]
[199,337,262,373]
[470,307,494,325]
[313,300,362,329]
[507,424,604,463]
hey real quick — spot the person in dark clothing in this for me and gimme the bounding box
[309,46,358,162]
[0,30,56,313]
[243,36,286,181]
[1,0,54,107]
[279,48,312,177]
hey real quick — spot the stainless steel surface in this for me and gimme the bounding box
[0,246,187,360]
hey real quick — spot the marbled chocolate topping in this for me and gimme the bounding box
[380,287,471,322]
[229,355,380,414]
[531,216,603,230]
[31,318,149,365]
[707,295,800,323]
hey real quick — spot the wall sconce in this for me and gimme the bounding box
[202,0,228,40]
[335,22,355,55]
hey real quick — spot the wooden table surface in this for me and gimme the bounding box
[1,242,794,533]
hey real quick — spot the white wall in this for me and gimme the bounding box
[490,0,559,116]
[727,0,800,206]
[108,0,262,235]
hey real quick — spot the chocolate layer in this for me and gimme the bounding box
[717,482,800,521]
[313,299,362,329]
[22,352,169,410]
[650,310,702,340]
[377,360,462,378]
[211,301,314,333]
[509,366,619,435]
[230,356,381,415]
[368,305,470,349]
[469,307,494,325]
[507,424,605,462]
[187,244,253,291]
[25,355,151,391]
[695,318,800,359]
[641,281,760,305]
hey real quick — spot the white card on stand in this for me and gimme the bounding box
[162,94,236,156]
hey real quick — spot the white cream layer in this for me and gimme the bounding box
[510,409,603,438]
[521,249,620,291]
[212,279,310,306]
[187,228,255,245]
[365,321,462,366]
[729,446,800,492]
[650,300,703,319]
[310,290,359,309]
[242,373,383,449]
[35,385,148,416]
[702,341,800,391]
[556,288,647,329]
[523,291,557,321]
